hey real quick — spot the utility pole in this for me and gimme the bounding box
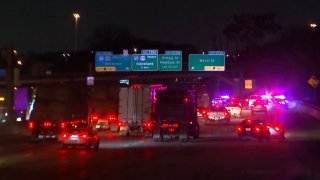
[5,48,16,134]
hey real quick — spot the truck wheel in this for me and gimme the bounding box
[179,137,187,142]
[94,141,100,149]
[86,142,91,149]
[160,134,164,142]
[194,128,200,139]
[31,134,39,143]
[153,137,159,142]
[179,134,188,142]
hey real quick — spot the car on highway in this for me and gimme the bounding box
[197,107,209,117]
[266,122,286,140]
[273,98,289,110]
[143,120,153,137]
[251,99,268,114]
[94,119,110,131]
[236,119,271,141]
[236,118,286,141]
[205,105,230,124]
[61,120,99,149]
[27,120,64,142]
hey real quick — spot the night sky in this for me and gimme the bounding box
[1,0,319,52]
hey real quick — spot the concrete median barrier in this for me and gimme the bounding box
[297,101,320,119]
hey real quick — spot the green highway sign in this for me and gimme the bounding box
[95,52,131,72]
[141,49,158,54]
[159,54,182,71]
[188,52,225,71]
[131,54,158,71]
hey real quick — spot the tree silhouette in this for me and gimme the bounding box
[223,12,281,50]
[88,24,136,53]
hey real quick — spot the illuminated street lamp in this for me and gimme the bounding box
[73,12,80,51]
[310,23,317,29]
[17,59,23,66]
[133,48,138,54]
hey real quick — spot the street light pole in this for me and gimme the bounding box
[73,13,80,52]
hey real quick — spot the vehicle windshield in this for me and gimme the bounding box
[65,122,89,131]
[210,106,225,112]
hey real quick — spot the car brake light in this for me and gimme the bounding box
[43,121,52,127]
[81,134,87,139]
[183,98,189,103]
[246,119,252,123]
[61,122,66,129]
[162,123,169,128]
[118,121,125,127]
[275,127,280,131]
[255,127,260,132]
[236,126,242,132]
[168,128,175,132]
[173,123,179,128]
[63,133,68,138]
[143,121,152,128]
[28,121,34,129]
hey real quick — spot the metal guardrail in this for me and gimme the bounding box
[297,101,320,119]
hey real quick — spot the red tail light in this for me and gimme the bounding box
[168,128,175,132]
[118,121,125,127]
[81,134,87,139]
[43,121,52,127]
[183,98,189,103]
[236,126,242,132]
[173,123,179,128]
[246,119,252,123]
[255,127,260,132]
[143,121,152,128]
[62,133,68,139]
[275,127,280,131]
[162,123,169,128]
[60,122,66,129]
[146,122,152,128]
[28,121,34,129]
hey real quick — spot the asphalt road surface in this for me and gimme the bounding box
[1,109,320,179]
